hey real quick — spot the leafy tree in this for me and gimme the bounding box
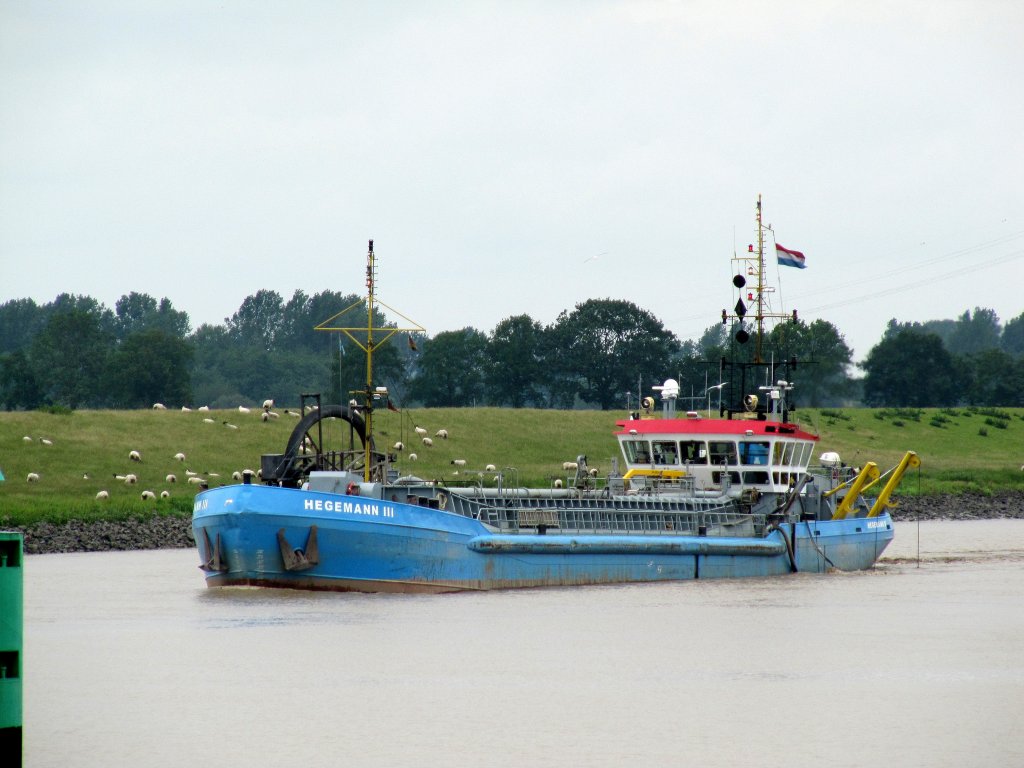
[1001,311,1024,357]
[946,307,1001,356]
[486,314,546,407]
[114,293,190,340]
[962,348,1024,406]
[108,329,194,407]
[0,298,45,354]
[765,319,854,406]
[29,308,113,408]
[226,290,285,350]
[0,350,44,410]
[549,299,679,410]
[860,329,961,407]
[408,328,488,407]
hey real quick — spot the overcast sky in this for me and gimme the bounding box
[2,1,1022,364]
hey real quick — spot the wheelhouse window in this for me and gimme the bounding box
[739,441,770,466]
[680,440,708,464]
[652,440,679,465]
[708,441,738,466]
[622,439,652,464]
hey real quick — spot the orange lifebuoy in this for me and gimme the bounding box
[346,482,358,495]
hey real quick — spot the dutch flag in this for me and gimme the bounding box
[775,243,807,269]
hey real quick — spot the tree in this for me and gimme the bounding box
[946,307,1001,356]
[226,290,285,350]
[114,293,190,340]
[408,328,488,407]
[962,348,1024,406]
[29,309,113,408]
[0,350,44,410]
[1001,311,1024,357]
[108,329,194,407]
[860,329,961,407]
[0,298,45,354]
[549,299,679,410]
[765,319,855,406]
[486,314,546,407]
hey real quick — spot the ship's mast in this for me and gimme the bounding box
[315,240,424,482]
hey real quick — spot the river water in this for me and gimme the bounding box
[22,520,1024,767]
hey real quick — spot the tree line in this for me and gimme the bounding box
[1,290,1023,412]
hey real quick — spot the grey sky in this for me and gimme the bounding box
[2,1,1022,363]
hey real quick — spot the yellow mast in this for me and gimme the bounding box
[314,240,424,482]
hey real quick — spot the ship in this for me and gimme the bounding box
[192,201,918,592]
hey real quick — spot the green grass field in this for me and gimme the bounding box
[1,404,1022,526]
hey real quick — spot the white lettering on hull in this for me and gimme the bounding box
[303,498,395,518]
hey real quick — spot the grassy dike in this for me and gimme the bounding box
[1,404,1023,531]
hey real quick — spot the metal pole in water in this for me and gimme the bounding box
[0,532,23,766]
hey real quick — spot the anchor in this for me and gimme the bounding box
[277,525,320,571]
[199,528,228,572]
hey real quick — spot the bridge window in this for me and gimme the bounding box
[623,439,652,464]
[652,440,679,465]
[739,441,770,466]
[680,440,707,464]
[709,441,738,466]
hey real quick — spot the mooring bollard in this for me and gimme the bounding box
[0,532,23,767]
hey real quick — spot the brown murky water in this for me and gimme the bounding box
[23,520,1024,767]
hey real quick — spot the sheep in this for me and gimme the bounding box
[264,411,279,419]
[451,459,466,466]
[262,399,274,410]
[160,490,170,499]
[152,403,167,410]
[185,470,199,478]
[95,490,109,500]
[562,461,578,471]
[485,464,497,472]
[203,418,215,424]
[166,474,177,483]
[554,478,563,488]
[26,472,40,482]
[409,453,418,461]
[141,490,156,501]
[232,471,242,481]
[238,405,251,414]
[181,406,192,412]
[261,412,270,422]
[82,473,90,480]
[40,438,53,446]
[284,409,300,417]
[589,468,599,478]
[22,435,32,443]
[414,426,428,436]
[208,472,220,478]
[435,429,448,439]
[198,405,210,412]
[393,441,405,451]
[187,476,205,485]
[129,450,142,462]
[124,474,138,485]
[223,422,238,429]
[174,452,186,462]
[422,437,433,447]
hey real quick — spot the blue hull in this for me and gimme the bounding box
[192,484,894,593]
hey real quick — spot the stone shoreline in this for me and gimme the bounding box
[8,492,1024,555]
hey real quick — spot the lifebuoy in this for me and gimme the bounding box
[346,482,358,495]
[436,491,447,509]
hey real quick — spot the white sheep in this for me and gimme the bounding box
[129,450,142,462]
[95,490,109,500]
[124,474,137,485]
[187,476,205,485]
[485,464,497,472]
[265,411,279,419]
[451,459,466,466]
[554,478,563,488]
[152,403,166,410]
[393,441,404,451]
[261,411,270,422]
[589,468,599,478]
[22,435,32,443]
[238,405,251,414]
[422,437,433,447]
[262,399,274,410]
[160,490,170,499]
[562,461,578,471]
[141,490,156,500]
[26,472,40,482]
[203,418,215,424]
[232,471,242,481]
[435,429,449,439]
[40,438,53,446]
[409,453,418,461]
[198,405,210,412]
[181,406,192,412]
[185,469,199,477]
[414,426,428,436]
[166,474,177,483]
[223,422,238,429]
[174,452,186,462]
